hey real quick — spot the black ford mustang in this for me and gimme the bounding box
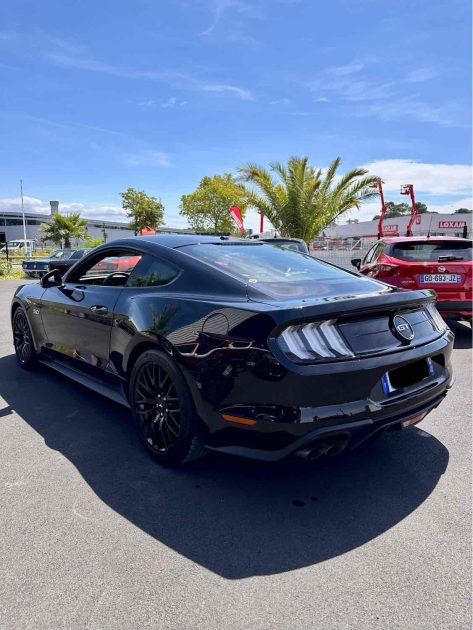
[11,235,454,467]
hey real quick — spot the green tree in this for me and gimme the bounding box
[179,174,248,233]
[239,156,379,244]
[455,208,472,214]
[373,201,429,220]
[120,187,165,234]
[40,212,88,248]
[82,236,105,249]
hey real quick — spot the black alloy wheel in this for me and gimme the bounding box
[129,349,205,467]
[13,308,37,369]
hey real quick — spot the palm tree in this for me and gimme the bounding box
[238,156,379,244]
[41,212,88,248]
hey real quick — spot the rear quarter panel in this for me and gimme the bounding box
[109,290,276,379]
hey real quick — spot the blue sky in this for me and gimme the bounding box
[0,0,471,230]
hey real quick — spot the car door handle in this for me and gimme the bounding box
[90,305,108,315]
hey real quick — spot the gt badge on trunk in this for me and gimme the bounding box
[392,314,414,342]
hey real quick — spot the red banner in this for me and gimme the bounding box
[229,205,245,234]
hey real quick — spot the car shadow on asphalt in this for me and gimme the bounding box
[448,320,472,350]
[0,354,449,579]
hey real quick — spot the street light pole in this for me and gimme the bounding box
[20,179,28,255]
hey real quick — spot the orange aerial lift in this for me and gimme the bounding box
[400,184,418,237]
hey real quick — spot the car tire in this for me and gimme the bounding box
[129,349,206,467]
[12,307,38,370]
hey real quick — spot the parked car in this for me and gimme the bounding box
[1,239,37,256]
[22,248,90,278]
[47,248,92,276]
[91,254,142,275]
[12,235,453,467]
[352,237,472,323]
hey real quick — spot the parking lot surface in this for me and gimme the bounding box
[0,279,471,629]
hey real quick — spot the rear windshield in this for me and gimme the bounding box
[50,250,74,259]
[182,243,355,296]
[391,241,472,262]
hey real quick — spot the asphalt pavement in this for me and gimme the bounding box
[0,279,471,629]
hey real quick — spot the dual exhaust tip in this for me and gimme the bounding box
[295,435,349,461]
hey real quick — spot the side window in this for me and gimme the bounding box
[83,255,142,278]
[373,242,385,261]
[363,245,377,265]
[127,255,179,287]
[67,250,142,285]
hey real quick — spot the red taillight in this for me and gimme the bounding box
[375,264,399,277]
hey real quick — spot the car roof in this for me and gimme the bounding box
[105,234,244,249]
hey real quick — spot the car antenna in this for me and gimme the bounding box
[427,215,433,238]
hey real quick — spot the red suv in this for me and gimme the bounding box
[352,237,472,323]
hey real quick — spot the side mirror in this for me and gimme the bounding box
[40,268,64,288]
[351,258,362,270]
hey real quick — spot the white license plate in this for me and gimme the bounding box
[420,274,462,283]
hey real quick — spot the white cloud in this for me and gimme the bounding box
[269,98,291,106]
[346,197,472,223]
[424,197,472,213]
[0,196,50,215]
[42,48,254,101]
[199,0,259,36]
[309,61,459,125]
[162,97,177,108]
[355,97,452,125]
[128,99,156,107]
[361,160,472,195]
[123,150,171,167]
[326,62,365,77]
[0,196,127,221]
[405,67,437,83]
[161,96,187,108]
[201,83,254,100]
[200,0,235,36]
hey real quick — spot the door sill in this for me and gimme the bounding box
[39,357,130,408]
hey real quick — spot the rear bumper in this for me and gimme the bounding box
[187,330,454,461]
[207,386,451,461]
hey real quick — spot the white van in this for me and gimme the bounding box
[0,239,37,256]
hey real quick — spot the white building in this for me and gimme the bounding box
[323,212,471,240]
[0,201,192,247]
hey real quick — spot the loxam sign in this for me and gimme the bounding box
[438,220,468,229]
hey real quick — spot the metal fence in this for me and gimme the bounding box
[310,238,377,270]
